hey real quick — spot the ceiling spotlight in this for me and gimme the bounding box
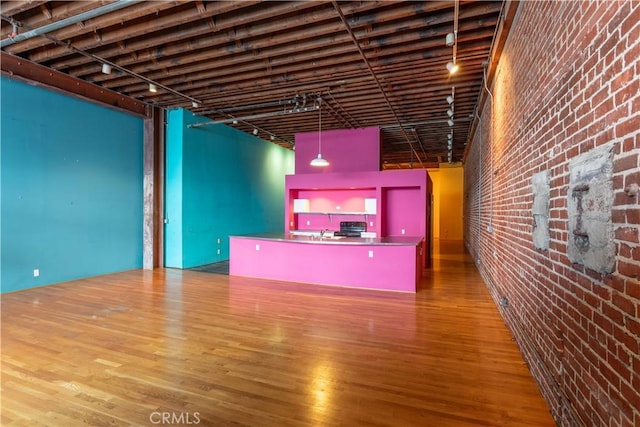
[232,120,238,124]
[447,119,454,127]
[446,62,459,74]
[149,83,157,93]
[446,95,454,104]
[101,63,112,74]
[448,133,453,140]
[270,135,275,140]
[191,101,199,108]
[252,128,258,135]
[446,32,455,47]
[447,109,454,118]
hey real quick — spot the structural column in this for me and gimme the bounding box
[143,106,164,269]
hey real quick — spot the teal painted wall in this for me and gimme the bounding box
[165,109,294,269]
[1,77,143,293]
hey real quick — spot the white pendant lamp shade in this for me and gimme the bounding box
[310,153,330,167]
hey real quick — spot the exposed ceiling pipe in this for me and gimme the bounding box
[188,104,320,128]
[453,0,459,64]
[217,98,298,114]
[1,0,141,48]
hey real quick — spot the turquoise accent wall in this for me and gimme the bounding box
[0,77,143,293]
[165,109,294,268]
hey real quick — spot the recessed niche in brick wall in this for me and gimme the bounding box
[567,144,616,274]
[532,170,550,250]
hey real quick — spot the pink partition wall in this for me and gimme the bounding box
[285,169,432,267]
[295,127,381,174]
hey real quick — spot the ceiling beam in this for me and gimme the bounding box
[0,51,148,117]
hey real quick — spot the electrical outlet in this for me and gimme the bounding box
[217,249,221,255]
[368,250,374,258]
[401,228,405,235]
[370,221,374,227]
[217,238,221,244]
[33,269,40,277]
[255,244,260,251]
[306,220,311,226]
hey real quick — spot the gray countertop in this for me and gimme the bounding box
[231,233,423,246]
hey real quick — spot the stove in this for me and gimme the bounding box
[334,221,367,237]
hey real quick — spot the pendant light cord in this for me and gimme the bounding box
[318,97,322,154]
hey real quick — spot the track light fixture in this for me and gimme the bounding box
[447,109,454,118]
[149,83,157,93]
[101,63,112,74]
[253,128,259,135]
[192,101,199,108]
[446,95,454,105]
[446,0,460,75]
[448,119,454,127]
[446,32,455,47]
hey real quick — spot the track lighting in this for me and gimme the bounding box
[101,63,112,74]
[446,95,454,104]
[448,119,454,127]
[232,120,238,124]
[253,128,259,135]
[447,109,454,118]
[149,83,157,93]
[270,135,275,140]
[191,101,199,108]
[445,33,454,47]
[446,62,459,74]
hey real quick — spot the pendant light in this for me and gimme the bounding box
[310,97,329,167]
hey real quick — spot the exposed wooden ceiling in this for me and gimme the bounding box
[1,1,510,169]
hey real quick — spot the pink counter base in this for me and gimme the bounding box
[230,237,419,292]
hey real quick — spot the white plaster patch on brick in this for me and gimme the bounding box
[532,170,550,250]
[567,143,616,274]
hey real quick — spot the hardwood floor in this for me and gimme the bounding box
[1,240,556,426]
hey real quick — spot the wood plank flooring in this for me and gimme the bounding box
[1,240,556,426]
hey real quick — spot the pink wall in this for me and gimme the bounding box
[286,169,429,235]
[285,169,431,267]
[295,127,381,174]
[295,188,377,231]
[382,187,422,236]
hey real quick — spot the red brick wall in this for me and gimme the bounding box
[463,1,639,426]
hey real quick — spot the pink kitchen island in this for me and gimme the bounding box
[230,233,423,293]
